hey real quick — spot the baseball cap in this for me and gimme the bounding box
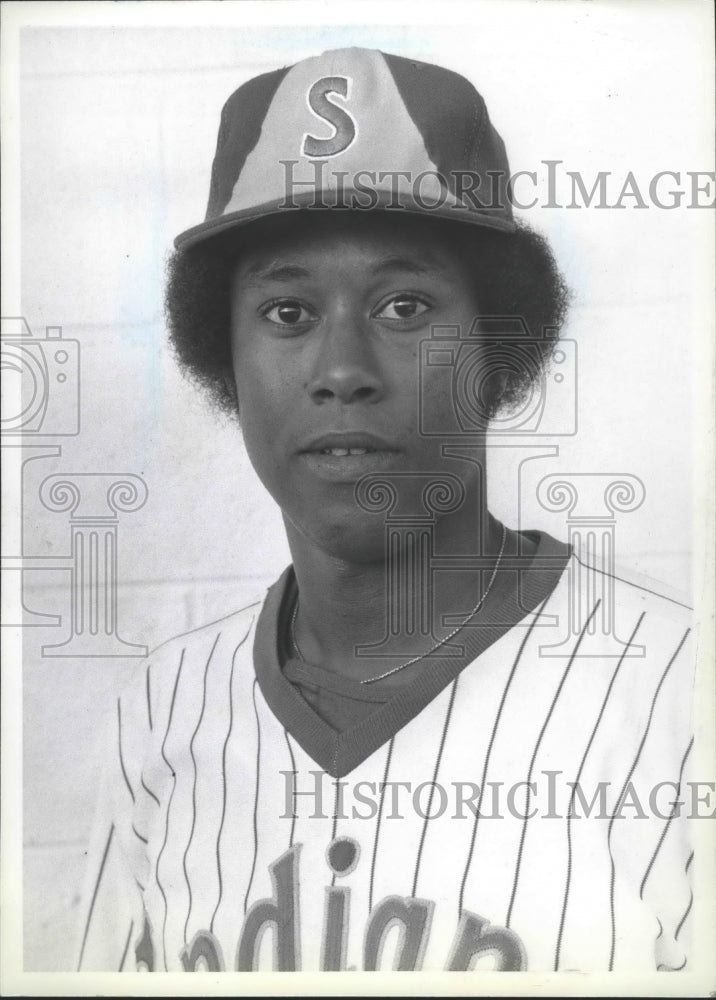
[174,46,515,250]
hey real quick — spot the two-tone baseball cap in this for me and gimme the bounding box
[174,46,515,250]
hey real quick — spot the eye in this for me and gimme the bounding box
[261,299,315,327]
[374,294,431,321]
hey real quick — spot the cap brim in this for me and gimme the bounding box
[173,190,516,251]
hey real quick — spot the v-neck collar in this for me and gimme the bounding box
[253,529,570,777]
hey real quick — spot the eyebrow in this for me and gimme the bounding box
[368,254,446,277]
[240,251,449,287]
[241,261,313,286]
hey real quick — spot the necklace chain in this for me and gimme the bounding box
[290,522,507,685]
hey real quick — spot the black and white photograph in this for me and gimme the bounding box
[1,0,714,994]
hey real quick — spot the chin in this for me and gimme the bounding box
[294,508,389,565]
[325,533,387,565]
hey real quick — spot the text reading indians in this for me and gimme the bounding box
[134,839,526,972]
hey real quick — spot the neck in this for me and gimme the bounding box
[284,487,507,683]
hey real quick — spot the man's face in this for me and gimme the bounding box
[230,212,484,561]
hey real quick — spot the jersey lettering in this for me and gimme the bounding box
[180,931,224,972]
[236,845,301,971]
[132,842,527,971]
[363,895,435,971]
[446,910,527,971]
[134,911,155,972]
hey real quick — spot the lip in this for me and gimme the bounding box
[299,431,398,454]
[297,431,401,483]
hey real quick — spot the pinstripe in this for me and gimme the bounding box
[145,665,153,731]
[182,633,221,943]
[155,650,184,972]
[607,628,690,970]
[506,599,601,930]
[412,678,458,898]
[284,730,297,849]
[675,893,692,941]
[458,598,550,917]
[117,699,135,804]
[639,736,693,899]
[672,854,694,971]
[212,626,252,933]
[77,824,114,970]
[554,611,645,970]
[368,736,394,914]
[118,919,134,971]
[140,772,160,807]
[132,823,149,845]
[243,677,262,914]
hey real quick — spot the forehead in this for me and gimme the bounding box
[231,211,471,284]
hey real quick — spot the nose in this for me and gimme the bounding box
[306,315,385,405]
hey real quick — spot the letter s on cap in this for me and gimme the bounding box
[302,76,357,157]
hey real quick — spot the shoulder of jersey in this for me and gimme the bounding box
[148,594,264,660]
[558,550,696,714]
[568,548,693,625]
[118,593,264,717]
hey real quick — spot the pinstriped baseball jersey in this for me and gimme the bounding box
[76,540,695,973]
